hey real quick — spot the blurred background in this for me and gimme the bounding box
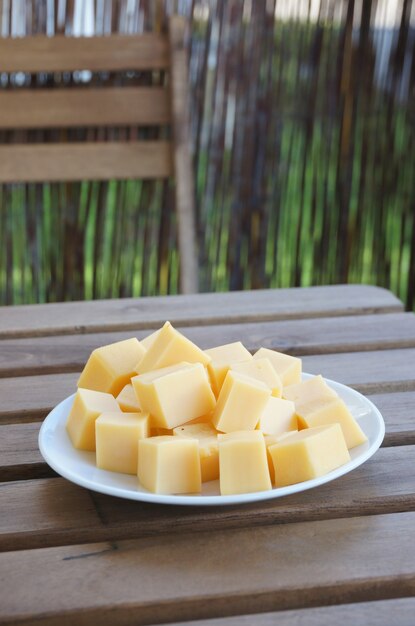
[0,0,414,308]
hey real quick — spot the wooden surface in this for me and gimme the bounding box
[1,312,414,379]
[0,284,414,625]
[0,142,173,183]
[168,598,415,626]
[0,285,402,338]
[0,33,169,72]
[0,87,170,129]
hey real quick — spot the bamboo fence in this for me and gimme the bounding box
[0,0,414,308]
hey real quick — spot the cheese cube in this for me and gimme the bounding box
[218,431,272,495]
[96,412,149,474]
[264,432,298,484]
[205,341,252,396]
[138,436,201,494]
[268,424,351,487]
[257,396,297,435]
[231,358,282,397]
[264,434,279,484]
[296,397,367,449]
[77,338,146,396]
[116,383,141,412]
[283,374,337,404]
[173,423,219,482]
[136,321,210,374]
[132,362,216,429]
[66,388,121,451]
[212,370,271,433]
[140,329,160,350]
[253,348,302,386]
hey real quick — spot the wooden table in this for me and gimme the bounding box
[1,284,415,625]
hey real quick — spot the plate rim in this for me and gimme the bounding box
[38,373,385,506]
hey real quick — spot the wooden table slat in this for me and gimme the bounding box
[168,598,415,626]
[1,512,414,625]
[1,312,414,378]
[1,445,414,551]
[0,285,403,339]
[302,348,415,394]
[0,422,54,481]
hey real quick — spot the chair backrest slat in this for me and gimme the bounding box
[0,34,169,73]
[0,142,173,183]
[0,87,171,129]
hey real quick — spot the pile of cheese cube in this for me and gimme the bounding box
[66,321,367,495]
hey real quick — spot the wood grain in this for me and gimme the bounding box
[302,348,415,394]
[0,285,403,339]
[0,34,169,73]
[0,87,170,129]
[0,423,51,481]
[0,372,76,423]
[0,141,173,183]
[367,391,415,446]
[0,313,414,378]
[1,445,414,551]
[168,598,415,626]
[1,389,413,482]
[1,512,414,624]
[170,15,199,293]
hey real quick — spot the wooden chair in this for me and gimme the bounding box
[0,15,198,294]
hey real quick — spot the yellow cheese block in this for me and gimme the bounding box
[66,388,121,451]
[212,370,271,433]
[264,432,298,484]
[257,396,297,435]
[253,348,302,386]
[173,423,219,482]
[138,436,201,494]
[136,321,210,374]
[268,424,351,487]
[218,430,272,495]
[283,374,337,404]
[96,412,149,474]
[264,434,279,484]
[116,383,141,413]
[231,358,282,397]
[140,329,160,350]
[205,341,252,396]
[77,338,146,396]
[296,397,367,449]
[132,362,216,429]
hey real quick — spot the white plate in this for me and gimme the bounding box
[38,373,385,506]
